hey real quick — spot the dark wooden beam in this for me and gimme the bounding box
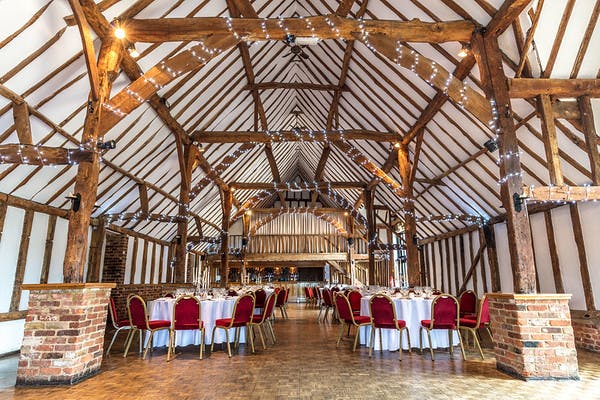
[538,94,563,185]
[12,102,33,145]
[220,189,233,288]
[509,78,600,98]
[68,0,100,100]
[244,82,347,91]
[0,144,94,165]
[124,17,476,43]
[570,204,596,310]
[579,95,600,185]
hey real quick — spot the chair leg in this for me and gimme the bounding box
[199,328,205,360]
[210,327,217,353]
[419,327,423,354]
[405,328,412,353]
[123,328,137,358]
[143,331,154,359]
[352,326,360,352]
[469,327,484,359]
[317,306,323,322]
[336,322,345,347]
[106,328,121,356]
[225,329,232,358]
[167,329,174,361]
[448,329,454,356]
[486,326,493,340]
[427,329,434,360]
[378,327,383,354]
[456,329,466,361]
[369,326,375,357]
[267,321,276,343]
[257,324,266,350]
[248,325,255,353]
[398,328,403,361]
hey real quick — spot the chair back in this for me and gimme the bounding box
[255,288,267,306]
[275,289,286,306]
[173,296,201,330]
[304,287,311,299]
[284,288,290,303]
[459,290,477,315]
[108,297,119,328]
[127,295,149,330]
[348,290,362,313]
[428,293,459,329]
[258,292,277,322]
[476,295,491,326]
[228,289,238,296]
[164,293,175,298]
[370,294,396,327]
[322,288,333,306]
[231,293,255,325]
[334,293,354,323]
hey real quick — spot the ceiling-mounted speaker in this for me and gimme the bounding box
[347,237,354,246]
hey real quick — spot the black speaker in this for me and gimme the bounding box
[242,237,248,246]
[347,237,354,246]
[483,224,495,246]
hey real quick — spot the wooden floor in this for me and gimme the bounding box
[1,303,600,399]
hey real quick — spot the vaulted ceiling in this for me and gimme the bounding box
[0,0,598,246]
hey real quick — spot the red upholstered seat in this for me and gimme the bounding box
[348,290,362,315]
[215,318,247,328]
[254,289,266,309]
[116,319,131,328]
[210,293,256,357]
[334,293,371,352]
[148,320,171,329]
[251,292,278,349]
[350,315,371,325]
[369,294,411,360]
[318,288,334,322]
[419,294,465,361]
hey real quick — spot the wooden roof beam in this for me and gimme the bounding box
[191,129,401,143]
[124,17,476,43]
[244,82,347,91]
[0,144,94,166]
[230,181,366,190]
[509,78,600,98]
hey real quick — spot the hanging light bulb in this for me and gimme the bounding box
[127,42,139,58]
[114,26,126,39]
[457,44,470,58]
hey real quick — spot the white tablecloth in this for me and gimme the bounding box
[146,297,247,347]
[359,296,459,351]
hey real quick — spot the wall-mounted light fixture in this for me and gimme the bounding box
[65,193,81,212]
[97,140,116,150]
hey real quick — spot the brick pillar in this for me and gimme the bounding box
[487,293,579,380]
[101,232,128,284]
[17,283,115,386]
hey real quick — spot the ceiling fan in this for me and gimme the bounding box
[283,34,311,61]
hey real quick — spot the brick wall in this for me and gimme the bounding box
[17,284,114,386]
[488,293,578,380]
[571,310,600,352]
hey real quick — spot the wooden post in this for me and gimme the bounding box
[63,38,122,283]
[365,189,375,285]
[174,144,194,283]
[398,143,420,286]
[242,211,250,285]
[538,94,563,185]
[472,32,536,293]
[579,95,600,185]
[346,213,356,285]
[220,189,232,287]
[86,222,105,282]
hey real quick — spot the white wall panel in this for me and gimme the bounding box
[48,218,68,283]
[0,207,25,312]
[579,202,600,309]
[530,213,556,293]
[494,223,514,293]
[19,212,49,310]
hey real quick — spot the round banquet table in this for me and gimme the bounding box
[359,296,459,351]
[146,297,247,347]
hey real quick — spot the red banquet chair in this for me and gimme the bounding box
[318,288,334,322]
[252,292,278,348]
[105,297,133,356]
[369,294,411,360]
[419,293,465,361]
[167,296,205,361]
[227,289,238,296]
[458,290,478,318]
[459,295,492,359]
[335,293,371,352]
[124,295,171,359]
[210,293,255,357]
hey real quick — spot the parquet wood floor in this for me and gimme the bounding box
[1,304,599,399]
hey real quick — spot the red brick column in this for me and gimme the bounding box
[487,293,579,380]
[17,283,115,386]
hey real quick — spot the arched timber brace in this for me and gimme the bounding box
[63,38,122,283]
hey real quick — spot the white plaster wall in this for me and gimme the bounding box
[494,222,514,293]
[0,207,25,312]
[0,320,25,354]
